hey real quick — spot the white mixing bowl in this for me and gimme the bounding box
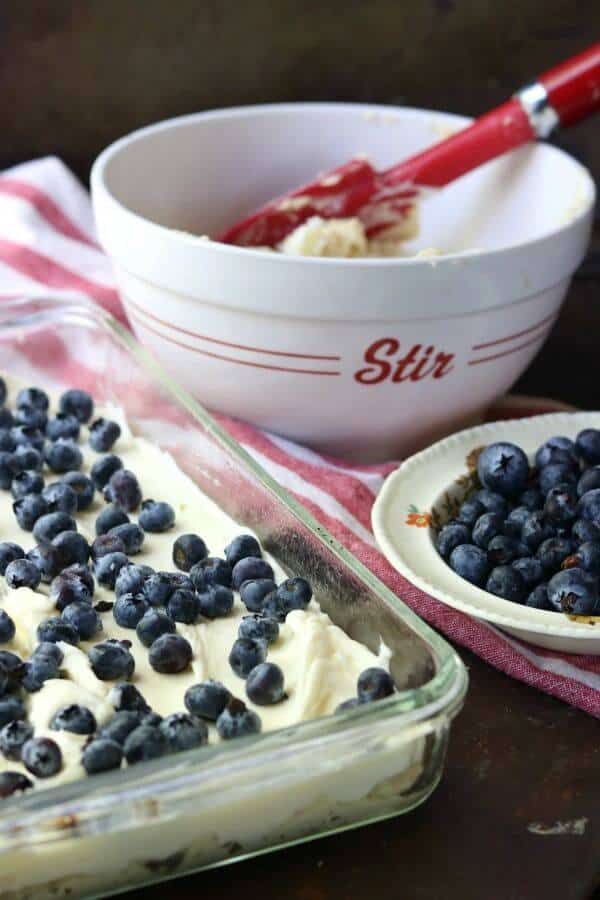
[91,103,595,461]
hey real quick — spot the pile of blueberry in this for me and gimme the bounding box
[436,431,600,616]
[0,378,394,800]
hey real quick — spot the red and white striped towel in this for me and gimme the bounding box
[1,156,599,718]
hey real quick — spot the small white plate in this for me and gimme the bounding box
[372,412,600,654]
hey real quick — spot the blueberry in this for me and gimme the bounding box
[164,587,197,624]
[577,489,600,526]
[13,493,48,530]
[135,609,176,647]
[520,488,543,511]
[261,590,289,622]
[472,512,505,549]
[184,680,231,721]
[357,667,395,702]
[22,650,61,693]
[196,585,234,619]
[525,583,552,610]
[113,592,149,628]
[138,499,175,533]
[473,489,510,517]
[487,535,521,566]
[98,710,143,744]
[0,407,13,429]
[544,483,578,525]
[512,557,545,589]
[572,518,600,545]
[456,499,485,528]
[11,425,45,453]
[231,557,274,591]
[436,522,471,559]
[90,534,129,564]
[61,602,102,640]
[44,439,83,474]
[16,387,48,413]
[521,511,554,551]
[62,471,95,510]
[10,444,43,473]
[141,712,163,728]
[576,429,600,465]
[89,418,121,453]
[0,542,24,575]
[172,533,207,571]
[577,467,600,498]
[228,637,266,679]
[190,557,232,592]
[37,616,79,645]
[547,567,599,615]
[17,404,49,432]
[103,469,141,512]
[239,578,277,613]
[0,771,33,797]
[0,610,15,644]
[33,641,64,665]
[539,463,577,495]
[504,506,531,537]
[216,698,261,740]
[51,570,93,611]
[535,436,578,470]
[89,640,135,680]
[274,577,312,612]
[108,522,144,555]
[63,563,95,595]
[51,703,97,735]
[94,552,130,589]
[27,542,64,583]
[11,469,44,500]
[59,388,94,423]
[245,662,286,705]
[95,508,128,542]
[0,720,34,760]
[564,541,600,575]
[5,558,41,590]
[486,565,526,603]
[537,536,573,572]
[0,452,13,489]
[477,443,529,498]
[148,633,193,674]
[142,572,175,607]
[159,712,208,753]
[82,738,123,775]
[90,454,123,489]
[46,413,80,442]
[0,429,15,452]
[22,737,62,778]
[52,530,90,567]
[123,724,167,764]
[449,544,490,587]
[0,696,25,727]
[109,683,151,714]
[115,563,153,599]
[33,511,76,543]
[0,650,25,682]
[224,534,262,568]
[238,614,279,645]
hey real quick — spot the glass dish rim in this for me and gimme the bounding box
[0,294,467,836]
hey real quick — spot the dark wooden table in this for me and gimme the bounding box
[123,257,600,900]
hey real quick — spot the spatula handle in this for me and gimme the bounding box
[383,42,600,190]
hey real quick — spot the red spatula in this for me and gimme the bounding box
[219,43,600,248]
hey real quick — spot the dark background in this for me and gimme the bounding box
[1,6,600,898]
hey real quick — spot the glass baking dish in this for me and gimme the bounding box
[0,296,467,899]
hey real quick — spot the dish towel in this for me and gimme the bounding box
[1,155,598,719]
